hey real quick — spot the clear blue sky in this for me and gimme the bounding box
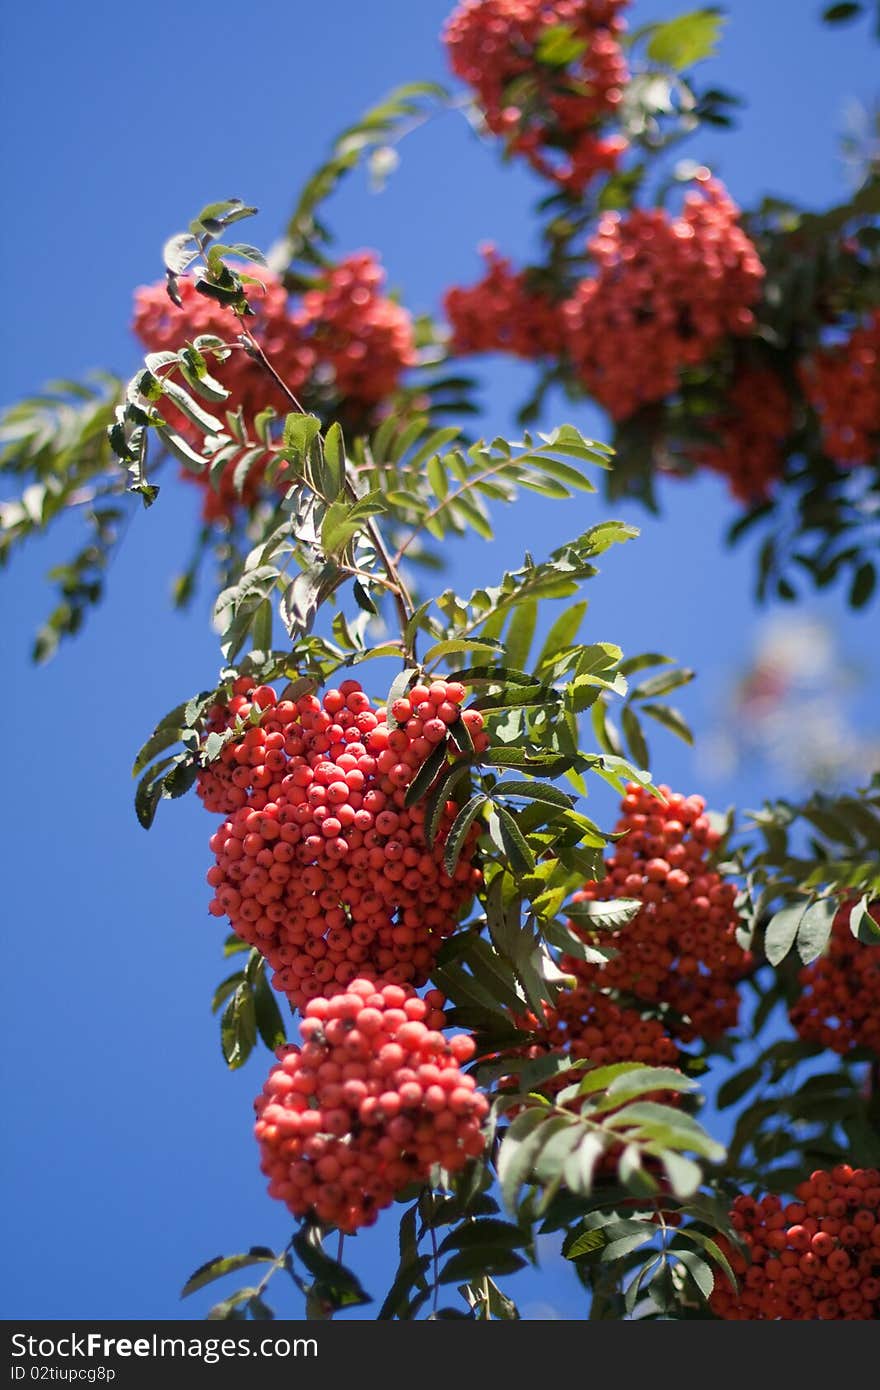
[1,0,878,1320]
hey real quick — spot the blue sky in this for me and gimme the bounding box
[1,0,878,1321]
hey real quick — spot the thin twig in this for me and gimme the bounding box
[233,309,416,644]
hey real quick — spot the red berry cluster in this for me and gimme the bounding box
[202,678,488,1010]
[522,980,680,1072]
[254,979,488,1233]
[568,783,748,1042]
[710,1167,880,1320]
[444,0,631,193]
[296,253,417,407]
[562,176,765,420]
[799,309,880,468]
[789,899,880,1057]
[132,255,415,520]
[444,245,563,358]
[694,366,793,503]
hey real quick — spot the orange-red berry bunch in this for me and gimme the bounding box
[444,0,630,193]
[254,979,488,1233]
[694,366,793,503]
[799,309,880,468]
[561,176,765,420]
[710,1167,880,1320]
[132,255,415,520]
[789,899,880,1057]
[445,245,563,358]
[295,253,417,407]
[567,783,747,1041]
[203,677,488,1010]
[536,980,680,1068]
[196,678,264,814]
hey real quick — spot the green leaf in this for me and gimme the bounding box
[376,1256,431,1321]
[279,563,336,640]
[427,454,448,502]
[565,898,641,931]
[629,668,695,701]
[282,413,321,460]
[590,699,623,757]
[132,712,187,777]
[252,598,273,655]
[764,900,807,966]
[291,1233,372,1310]
[716,1063,764,1110]
[607,1102,725,1162]
[163,233,199,275]
[645,10,725,70]
[659,1151,703,1200]
[604,1067,698,1103]
[473,684,557,713]
[850,561,876,609]
[504,599,538,672]
[157,377,224,435]
[600,1228,656,1263]
[321,490,387,556]
[676,1229,738,1293]
[493,779,575,810]
[322,422,346,500]
[403,738,450,808]
[212,972,243,1015]
[221,981,257,1069]
[207,241,267,267]
[621,706,650,770]
[563,1133,610,1198]
[246,1294,276,1320]
[435,1219,526,1258]
[618,653,674,677]
[181,1248,277,1297]
[822,2,863,21]
[639,702,693,746]
[438,1247,527,1284]
[535,23,588,66]
[155,426,207,474]
[134,766,165,830]
[192,199,258,232]
[352,578,378,615]
[671,1246,714,1299]
[406,426,462,473]
[421,638,504,665]
[564,1227,609,1260]
[497,1108,553,1213]
[796,898,837,964]
[532,1120,585,1194]
[849,897,880,944]
[493,806,537,875]
[424,760,472,846]
[536,601,588,669]
[253,967,287,1051]
[443,795,488,875]
[449,665,541,688]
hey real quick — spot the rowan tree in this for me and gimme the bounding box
[2,0,878,1321]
